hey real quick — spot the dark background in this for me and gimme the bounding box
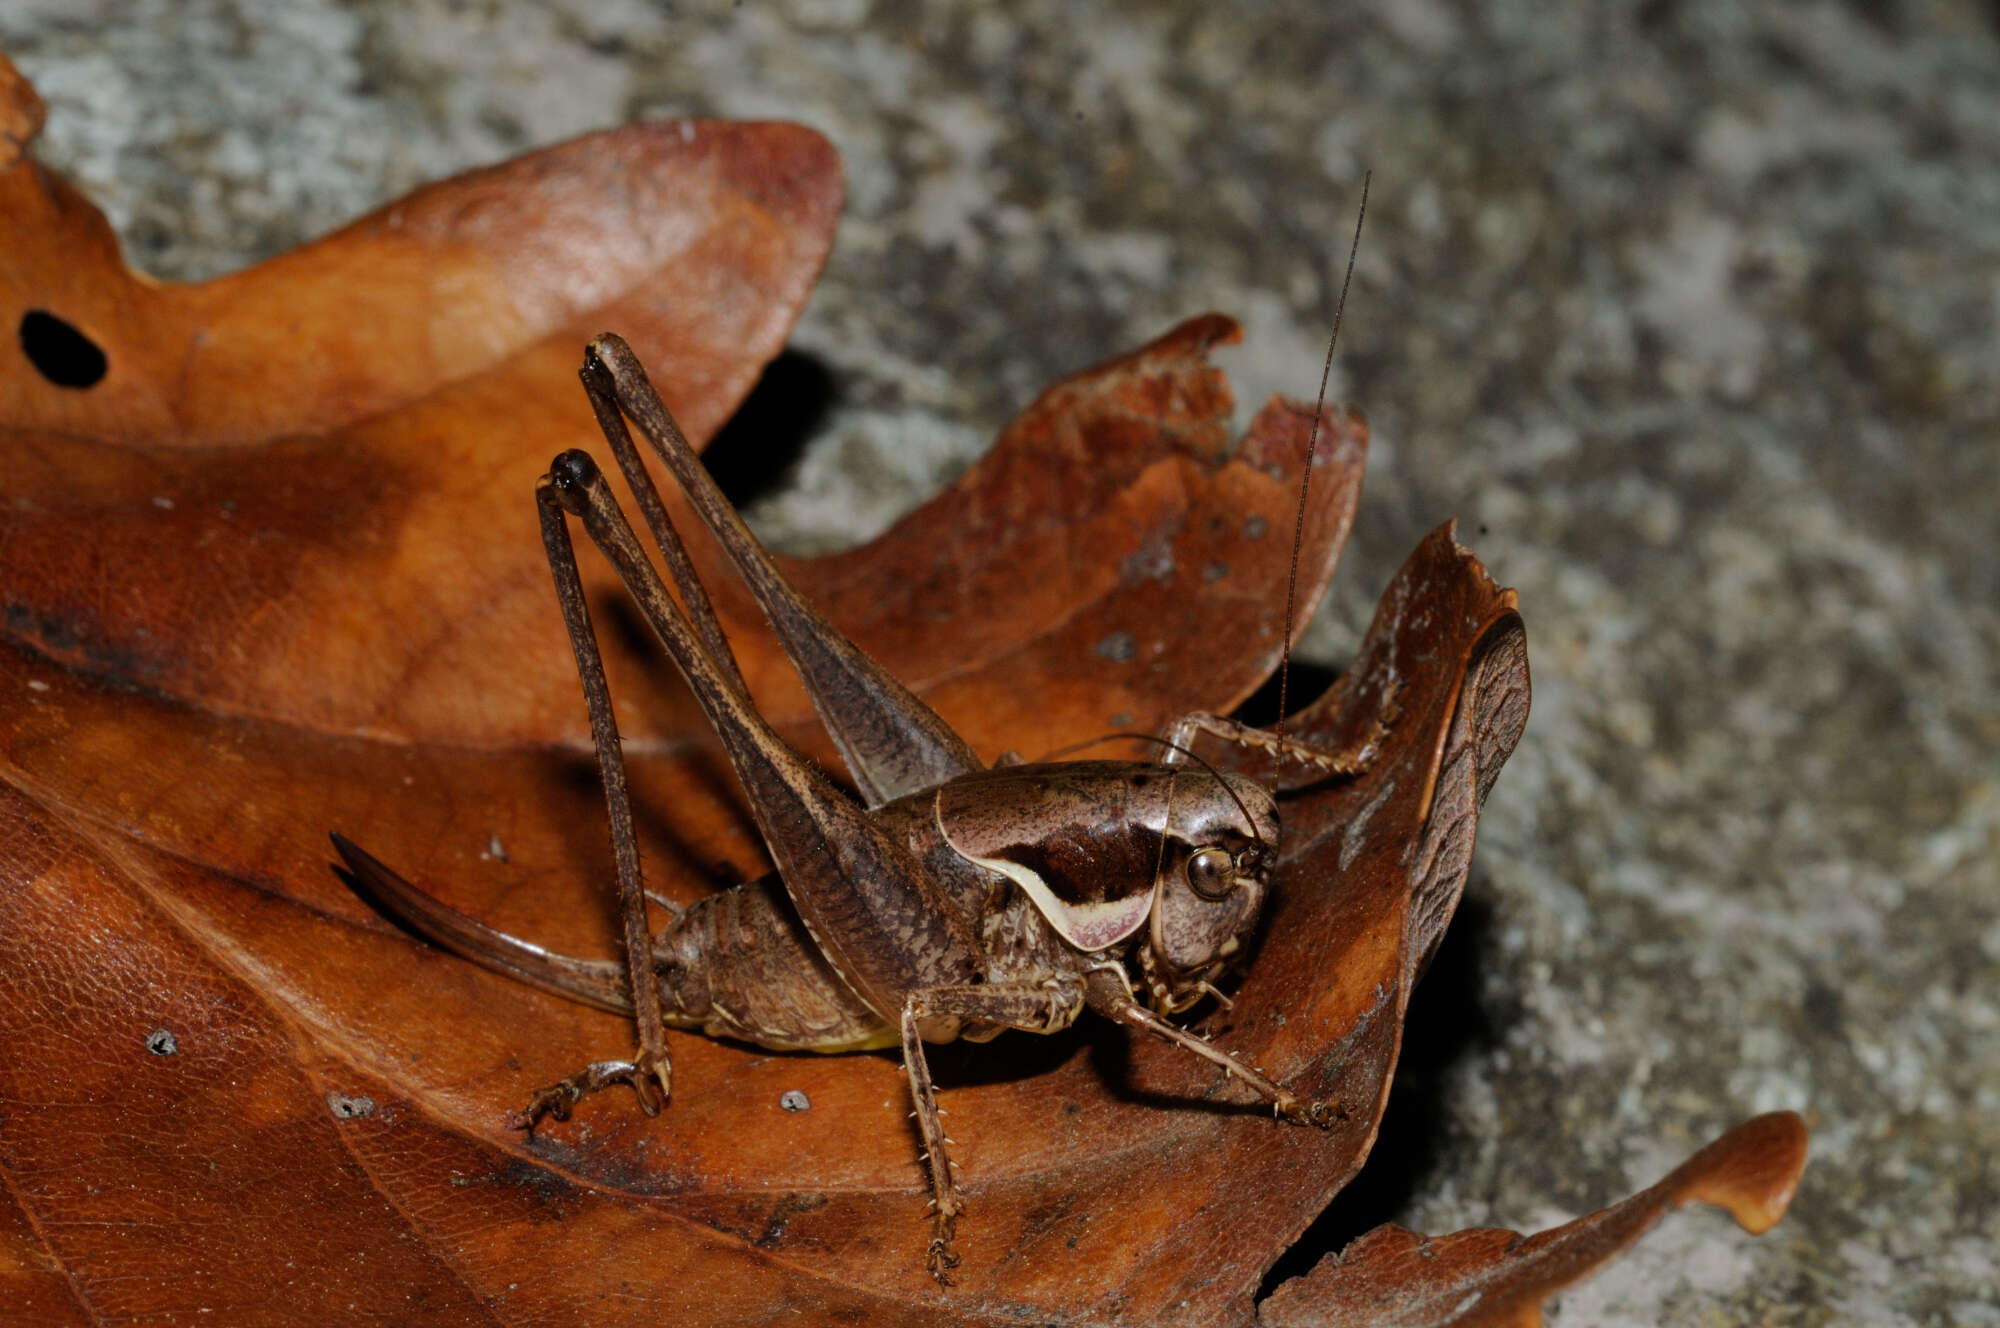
[7,2,1995,1321]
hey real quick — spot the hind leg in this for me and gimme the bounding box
[527,475,674,1120]
[518,1058,666,1131]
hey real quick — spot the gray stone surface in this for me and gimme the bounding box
[6,2,1995,1322]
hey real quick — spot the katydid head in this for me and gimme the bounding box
[986,742,1288,1013]
[933,761,1276,998]
[1136,771,1279,1015]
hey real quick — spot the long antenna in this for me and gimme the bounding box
[1275,171,1369,737]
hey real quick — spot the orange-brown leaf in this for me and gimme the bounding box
[0,52,1803,1325]
[1259,1112,1809,1327]
[1,44,843,745]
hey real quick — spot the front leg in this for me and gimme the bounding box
[899,980,1087,1282]
[1163,707,1390,778]
[1084,968,1344,1127]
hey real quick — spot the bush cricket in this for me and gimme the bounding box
[334,182,1379,1282]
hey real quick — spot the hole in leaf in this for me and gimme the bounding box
[19,309,109,389]
[325,1091,377,1120]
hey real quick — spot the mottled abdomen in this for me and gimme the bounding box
[654,874,896,1052]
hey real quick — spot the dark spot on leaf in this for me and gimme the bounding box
[755,1191,829,1248]
[1121,538,1175,583]
[1095,631,1137,662]
[145,1029,177,1056]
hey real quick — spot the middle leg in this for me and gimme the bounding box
[898,979,1087,1282]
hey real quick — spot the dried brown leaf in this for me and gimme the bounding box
[1260,1112,1810,1327]
[0,54,1803,1325]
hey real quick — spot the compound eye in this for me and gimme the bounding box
[1185,846,1237,899]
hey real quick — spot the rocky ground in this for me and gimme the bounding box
[6,2,1995,1322]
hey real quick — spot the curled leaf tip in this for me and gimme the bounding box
[1666,1110,1809,1235]
[1257,1114,1808,1327]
